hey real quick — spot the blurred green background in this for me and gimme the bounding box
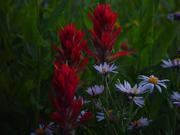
[0,0,179,134]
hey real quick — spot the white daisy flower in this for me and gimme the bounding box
[161,58,180,68]
[87,85,104,96]
[171,91,180,106]
[128,117,152,130]
[115,81,152,107]
[96,112,105,121]
[94,62,118,74]
[115,80,152,94]
[96,110,115,122]
[44,122,55,135]
[30,122,55,135]
[138,75,169,93]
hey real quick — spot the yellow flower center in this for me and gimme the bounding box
[102,67,107,74]
[134,88,138,94]
[106,109,113,118]
[148,75,158,84]
[107,109,112,114]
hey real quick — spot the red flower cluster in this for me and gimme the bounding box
[49,4,133,134]
[85,4,131,63]
[52,24,88,71]
[50,64,92,134]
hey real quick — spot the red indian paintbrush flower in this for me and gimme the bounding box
[49,64,92,135]
[84,4,132,63]
[52,24,88,72]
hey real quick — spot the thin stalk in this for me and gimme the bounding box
[105,75,112,99]
[150,0,155,72]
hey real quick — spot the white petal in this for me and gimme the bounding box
[139,117,151,127]
[96,112,105,121]
[133,97,144,107]
[173,102,180,106]
[139,81,148,86]
[156,85,162,93]
[171,92,180,100]
[158,82,167,89]
[138,75,149,80]
[159,79,169,82]
[139,83,154,93]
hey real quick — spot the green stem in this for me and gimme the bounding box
[105,75,112,99]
